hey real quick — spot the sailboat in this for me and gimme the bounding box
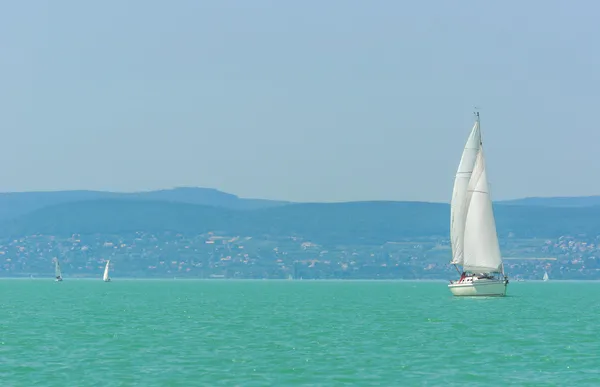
[448,112,509,296]
[543,271,549,281]
[103,260,111,282]
[54,257,63,282]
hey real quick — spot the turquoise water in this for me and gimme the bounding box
[0,280,598,386]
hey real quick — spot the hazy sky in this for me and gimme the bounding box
[1,0,599,202]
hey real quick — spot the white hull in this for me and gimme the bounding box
[448,277,508,297]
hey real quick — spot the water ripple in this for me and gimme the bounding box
[0,280,598,385]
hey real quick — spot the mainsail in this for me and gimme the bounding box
[450,119,481,265]
[462,148,503,273]
[54,258,62,279]
[103,260,111,281]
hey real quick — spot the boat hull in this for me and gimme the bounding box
[448,277,508,297]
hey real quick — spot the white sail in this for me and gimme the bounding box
[462,148,503,273]
[103,260,111,281]
[450,120,481,265]
[54,258,62,278]
[543,271,549,281]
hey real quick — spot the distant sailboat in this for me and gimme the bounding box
[54,257,63,282]
[543,271,549,281]
[448,112,509,297]
[103,260,111,282]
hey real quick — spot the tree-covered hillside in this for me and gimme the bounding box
[2,199,600,244]
[0,187,288,221]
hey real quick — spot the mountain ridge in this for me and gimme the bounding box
[3,198,600,244]
[1,186,599,222]
[496,196,600,207]
[0,187,290,222]
[1,187,600,240]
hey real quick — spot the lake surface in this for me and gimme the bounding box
[0,279,598,386]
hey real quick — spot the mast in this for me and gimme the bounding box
[475,109,482,146]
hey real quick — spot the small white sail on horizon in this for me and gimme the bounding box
[54,257,63,282]
[103,260,111,282]
[543,271,549,281]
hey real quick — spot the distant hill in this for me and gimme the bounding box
[0,187,289,221]
[0,200,447,243]
[497,196,600,207]
[0,199,239,237]
[3,199,600,244]
[3,187,600,224]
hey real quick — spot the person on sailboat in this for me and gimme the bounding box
[459,272,466,282]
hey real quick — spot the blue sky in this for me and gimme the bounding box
[1,0,598,202]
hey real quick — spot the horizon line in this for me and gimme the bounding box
[0,186,599,204]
